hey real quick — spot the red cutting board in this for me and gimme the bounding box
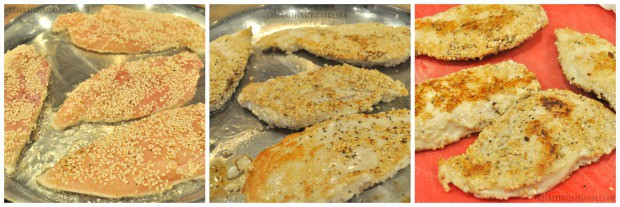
[415,4,616,203]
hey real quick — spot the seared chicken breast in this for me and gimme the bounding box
[244,109,410,202]
[416,4,548,60]
[4,45,51,174]
[555,28,616,109]
[38,104,205,198]
[210,28,253,112]
[255,22,411,67]
[238,64,408,130]
[53,5,205,54]
[415,60,540,151]
[438,90,615,199]
[52,52,203,130]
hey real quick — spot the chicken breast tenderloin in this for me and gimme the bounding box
[4,45,51,174]
[52,5,205,54]
[255,22,411,67]
[38,104,205,198]
[244,109,410,202]
[238,64,408,130]
[438,90,615,199]
[210,28,253,112]
[52,52,203,130]
[555,28,616,109]
[416,4,548,60]
[415,60,540,151]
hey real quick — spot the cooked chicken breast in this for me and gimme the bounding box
[38,104,205,198]
[255,22,411,67]
[555,28,616,109]
[237,64,408,130]
[52,52,203,130]
[438,90,615,199]
[416,60,540,151]
[210,28,252,112]
[4,45,51,174]
[416,4,548,60]
[53,5,205,54]
[244,109,410,202]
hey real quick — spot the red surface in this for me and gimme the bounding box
[415,4,616,203]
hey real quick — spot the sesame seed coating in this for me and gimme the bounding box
[53,5,205,54]
[52,52,203,130]
[38,103,205,198]
[209,28,252,112]
[237,64,408,130]
[4,45,51,174]
[255,22,410,67]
